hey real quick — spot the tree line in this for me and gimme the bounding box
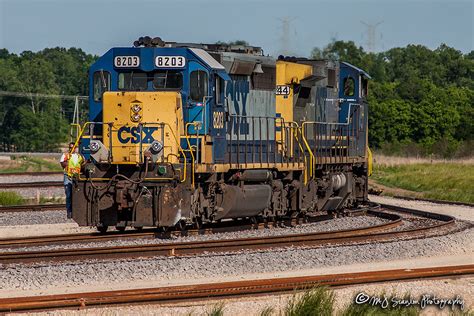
[0,42,472,157]
[312,41,473,157]
[0,48,96,151]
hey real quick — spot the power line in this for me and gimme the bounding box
[0,91,88,100]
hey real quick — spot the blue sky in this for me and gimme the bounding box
[1,0,472,57]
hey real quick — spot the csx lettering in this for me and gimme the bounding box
[117,127,158,144]
[213,112,224,129]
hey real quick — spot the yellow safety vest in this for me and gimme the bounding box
[67,153,83,177]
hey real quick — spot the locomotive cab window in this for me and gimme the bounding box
[153,70,183,90]
[343,76,355,96]
[327,69,336,88]
[361,77,369,98]
[190,70,208,102]
[93,71,110,102]
[215,76,224,105]
[118,71,183,91]
[118,72,148,91]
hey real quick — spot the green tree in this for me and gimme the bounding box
[310,41,473,157]
[0,47,96,152]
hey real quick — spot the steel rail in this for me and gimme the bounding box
[0,203,65,213]
[0,264,472,312]
[0,209,394,248]
[0,214,331,248]
[0,171,62,177]
[0,206,455,265]
[0,181,62,189]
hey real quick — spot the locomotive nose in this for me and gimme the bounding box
[102,91,183,164]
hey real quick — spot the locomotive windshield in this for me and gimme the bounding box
[118,70,183,91]
[153,70,183,89]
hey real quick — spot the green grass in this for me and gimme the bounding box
[0,191,25,206]
[39,196,63,204]
[188,287,472,315]
[372,163,474,203]
[259,306,275,316]
[0,156,62,173]
[285,286,335,316]
[206,302,225,316]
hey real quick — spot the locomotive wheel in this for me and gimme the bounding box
[115,226,126,232]
[250,216,258,224]
[96,225,108,233]
[194,217,203,229]
[175,220,187,232]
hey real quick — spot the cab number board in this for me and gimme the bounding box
[276,85,290,95]
[155,56,186,68]
[114,56,140,68]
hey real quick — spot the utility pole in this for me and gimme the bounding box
[361,21,383,52]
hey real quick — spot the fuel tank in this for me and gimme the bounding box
[214,184,271,220]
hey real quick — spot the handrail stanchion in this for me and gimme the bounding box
[252,116,255,164]
[237,116,240,166]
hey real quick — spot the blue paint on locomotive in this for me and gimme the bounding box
[87,46,237,161]
[338,62,371,124]
[85,46,370,164]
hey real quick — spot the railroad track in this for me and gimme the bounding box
[0,209,397,249]
[0,181,62,189]
[0,213,336,248]
[0,203,65,213]
[0,264,472,312]
[0,171,62,177]
[0,204,460,265]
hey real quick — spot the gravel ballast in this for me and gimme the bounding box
[25,277,474,316]
[0,225,471,293]
[0,195,472,314]
[0,210,70,226]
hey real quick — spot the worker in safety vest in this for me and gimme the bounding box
[59,142,84,218]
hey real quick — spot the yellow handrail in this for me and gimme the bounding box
[283,121,309,184]
[301,122,315,182]
[367,146,373,177]
[183,122,201,188]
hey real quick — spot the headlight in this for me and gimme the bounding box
[131,104,141,113]
[90,141,100,153]
[150,140,163,154]
[131,113,141,122]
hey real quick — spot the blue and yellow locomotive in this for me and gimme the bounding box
[71,37,371,232]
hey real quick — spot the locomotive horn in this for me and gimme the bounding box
[151,37,165,47]
[143,36,152,46]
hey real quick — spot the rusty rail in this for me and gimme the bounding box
[0,171,62,177]
[0,264,472,312]
[0,205,458,265]
[0,203,65,213]
[0,181,62,189]
[0,213,341,248]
